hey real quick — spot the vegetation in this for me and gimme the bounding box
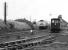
[15,18,34,30]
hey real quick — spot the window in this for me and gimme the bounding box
[52,20,54,23]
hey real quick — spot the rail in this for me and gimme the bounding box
[0,33,60,50]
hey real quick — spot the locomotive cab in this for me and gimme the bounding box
[51,18,60,33]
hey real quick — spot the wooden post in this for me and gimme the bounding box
[4,2,7,24]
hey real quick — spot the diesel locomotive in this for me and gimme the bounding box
[37,20,48,30]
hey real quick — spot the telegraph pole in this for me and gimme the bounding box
[4,2,7,24]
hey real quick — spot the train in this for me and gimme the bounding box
[37,20,48,30]
[36,18,61,32]
[51,18,60,33]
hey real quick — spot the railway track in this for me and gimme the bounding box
[0,33,60,50]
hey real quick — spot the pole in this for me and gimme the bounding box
[4,2,7,24]
[30,16,31,22]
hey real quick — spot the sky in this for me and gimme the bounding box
[0,0,68,22]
